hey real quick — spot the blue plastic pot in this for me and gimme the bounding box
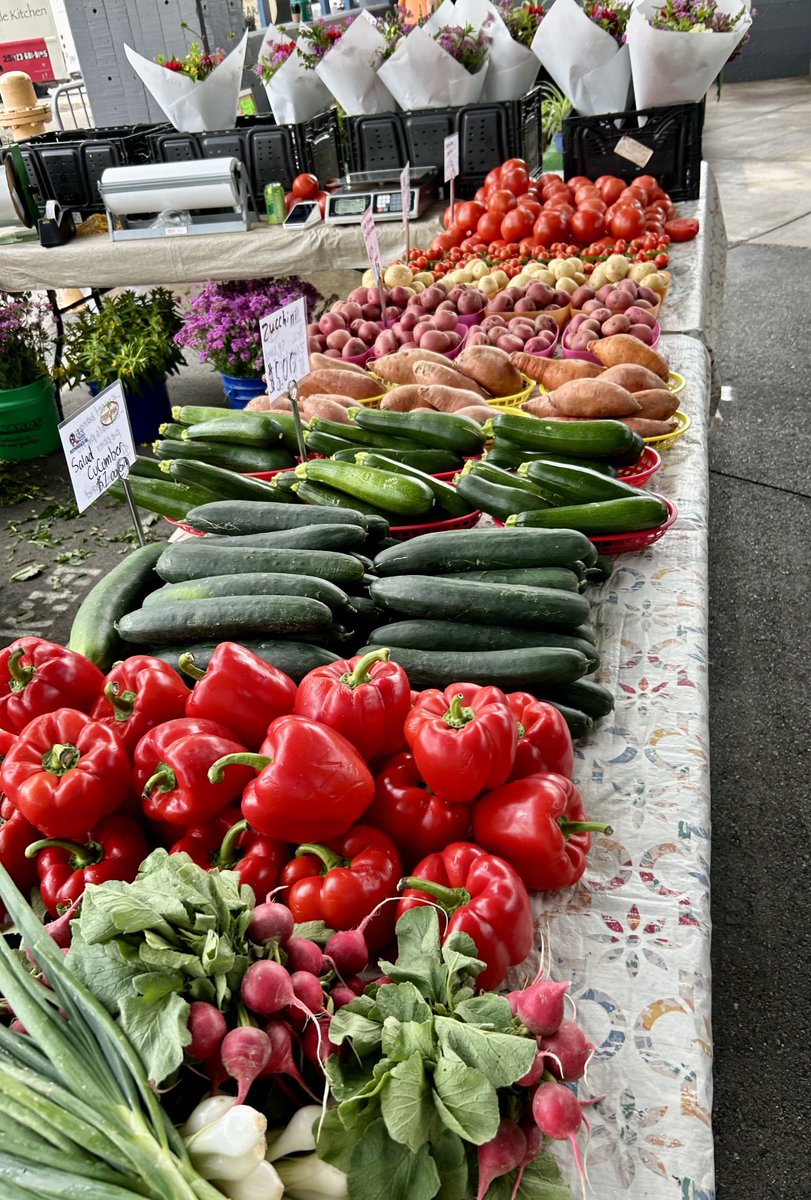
[220,374,266,409]
[89,377,171,445]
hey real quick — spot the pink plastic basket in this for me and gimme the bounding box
[616,446,661,487]
[389,509,481,541]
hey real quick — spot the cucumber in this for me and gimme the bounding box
[199,524,368,552]
[373,527,596,576]
[182,414,282,447]
[107,477,217,521]
[296,460,435,517]
[455,473,552,522]
[337,446,462,473]
[152,640,341,680]
[69,543,163,668]
[356,644,590,689]
[154,438,293,473]
[309,418,417,450]
[574,624,597,644]
[293,480,400,523]
[128,455,165,480]
[370,576,590,630]
[443,566,583,592]
[488,413,640,460]
[304,430,358,457]
[156,544,366,585]
[585,555,615,584]
[538,677,615,718]
[358,453,473,518]
[184,500,386,537]
[536,702,593,739]
[158,422,187,440]
[162,459,294,503]
[352,408,485,455]
[142,572,352,611]
[486,444,618,475]
[517,460,641,505]
[367,619,599,668]
[506,494,669,534]
[117,594,332,646]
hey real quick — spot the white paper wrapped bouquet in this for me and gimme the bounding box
[378,1,494,109]
[126,29,249,133]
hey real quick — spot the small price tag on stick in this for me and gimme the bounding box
[444,132,460,226]
[614,136,654,168]
[260,296,310,402]
[361,206,385,311]
[400,161,411,258]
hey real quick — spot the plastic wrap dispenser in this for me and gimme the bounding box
[98,157,250,241]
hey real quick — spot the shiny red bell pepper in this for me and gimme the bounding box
[281,825,401,949]
[170,806,289,900]
[0,638,105,735]
[0,727,16,765]
[293,647,411,761]
[365,752,470,870]
[180,643,296,750]
[0,708,131,839]
[91,656,189,754]
[208,715,374,844]
[0,797,39,893]
[506,693,574,782]
[27,814,150,916]
[404,684,517,806]
[133,717,255,826]
[472,772,612,891]
[397,841,533,991]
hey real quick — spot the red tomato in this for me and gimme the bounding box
[454,200,486,234]
[313,191,328,218]
[487,188,518,216]
[474,187,488,204]
[501,157,528,173]
[284,190,297,213]
[545,196,575,215]
[570,208,605,243]
[608,206,645,240]
[633,174,663,199]
[292,173,319,199]
[484,167,503,189]
[460,235,483,251]
[442,204,454,229]
[654,252,670,268]
[515,199,542,221]
[517,189,542,204]
[502,165,530,196]
[534,210,569,243]
[477,210,504,242]
[566,175,593,190]
[595,175,625,204]
[574,185,600,205]
[428,229,461,257]
[664,217,700,242]
[500,205,536,242]
[577,196,606,214]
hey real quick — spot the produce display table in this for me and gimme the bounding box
[552,332,713,1200]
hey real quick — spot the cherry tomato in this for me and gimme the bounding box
[487,188,518,216]
[518,236,539,257]
[595,175,625,205]
[292,173,319,199]
[413,255,427,270]
[664,218,700,242]
[608,207,645,240]
[477,210,504,242]
[612,238,627,254]
[570,208,605,244]
[453,200,486,235]
[654,252,670,268]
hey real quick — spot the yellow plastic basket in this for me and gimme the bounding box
[668,371,686,395]
[643,409,691,450]
[483,376,536,411]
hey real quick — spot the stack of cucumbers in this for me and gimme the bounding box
[155,405,298,474]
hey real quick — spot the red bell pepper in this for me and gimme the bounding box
[0,797,39,893]
[397,841,533,991]
[180,643,297,750]
[471,772,612,891]
[170,807,289,900]
[133,717,255,827]
[0,708,131,840]
[0,638,104,735]
[404,684,517,806]
[506,693,574,782]
[293,647,411,761]
[26,814,150,916]
[208,715,374,844]
[91,656,189,753]
[0,727,16,766]
[281,825,401,949]
[365,752,470,870]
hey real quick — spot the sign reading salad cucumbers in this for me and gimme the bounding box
[59,381,136,513]
[260,296,310,401]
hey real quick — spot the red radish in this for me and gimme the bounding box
[10,1018,27,1035]
[219,1026,272,1104]
[532,1080,586,1185]
[476,1118,527,1200]
[508,976,570,1037]
[324,927,368,977]
[241,960,314,1020]
[248,901,294,946]
[510,1124,543,1200]
[261,1020,319,1099]
[289,970,324,1016]
[301,1012,336,1070]
[515,1047,545,1088]
[345,975,367,995]
[540,1019,593,1081]
[284,937,323,976]
[187,1001,227,1061]
[44,897,82,947]
[330,984,357,1009]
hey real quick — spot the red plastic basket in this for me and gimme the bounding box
[389,509,481,541]
[165,518,207,537]
[616,446,661,487]
[589,495,677,554]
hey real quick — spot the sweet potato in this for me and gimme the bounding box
[412,360,489,397]
[454,346,524,397]
[267,396,292,411]
[631,389,679,421]
[299,395,353,423]
[380,386,430,412]
[548,379,640,418]
[374,348,455,385]
[245,394,271,412]
[452,404,502,424]
[520,396,575,419]
[417,384,491,413]
[619,416,678,437]
[297,369,381,401]
[598,363,669,392]
[509,353,602,387]
[587,334,669,380]
[309,353,369,375]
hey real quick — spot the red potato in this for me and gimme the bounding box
[347,286,368,305]
[466,329,489,346]
[482,316,507,332]
[373,329,399,356]
[433,310,458,332]
[326,329,352,350]
[421,330,456,353]
[549,378,640,418]
[628,324,654,344]
[342,338,368,357]
[308,335,327,353]
[524,335,555,354]
[458,289,485,314]
[496,334,525,354]
[601,315,631,337]
[361,304,381,321]
[625,306,657,328]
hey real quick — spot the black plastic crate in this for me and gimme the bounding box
[563,101,704,201]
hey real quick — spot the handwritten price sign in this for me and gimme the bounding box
[360,206,381,271]
[260,297,310,401]
[59,381,136,514]
[444,133,459,183]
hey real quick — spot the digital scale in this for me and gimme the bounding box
[324,168,438,225]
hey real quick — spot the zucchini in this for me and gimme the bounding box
[156,543,366,585]
[304,430,358,457]
[370,575,590,631]
[173,405,236,424]
[117,594,332,646]
[162,459,294,503]
[270,412,307,456]
[296,460,435,517]
[152,640,341,680]
[308,418,416,450]
[107,477,217,521]
[200,524,368,552]
[358,453,472,518]
[69,543,163,668]
[293,479,400,523]
[182,414,281,447]
[506,494,669,534]
[486,444,618,475]
[373,527,596,576]
[443,566,583,592]
[536,702,593,739]
[460,460,550,498]
[537,677,614,718]
[128,455,165,480]
[517,460,641,505]
[158,422,187,440]
[352,407,485,455]
[338,446,462,473]
[184,500,386,537]
[142,572,352,611]
[455,473,552,522]
[367,619,599,668]
[272,471,300,494]
[488,413,640,461]
[155,438,293,473]
[355,644,590,689]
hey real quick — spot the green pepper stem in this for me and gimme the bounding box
[217,819,248,868]
[7,648,34,692]
[178,653,206,682]
[559,820,613,837]
[443,693,476,730]
[295,843,345,873]
[41,742,80,776]
[142,763,177,797]
[397,876,470,915]
[340,647,390,688]
[104,680,136,720]
[207,752,272,784]
[25,837,103,868]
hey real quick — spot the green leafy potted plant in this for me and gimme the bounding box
[0,290,60,461]
[541,82,573,169]
[60,289,184,444]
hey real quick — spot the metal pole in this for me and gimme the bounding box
[116,462,146,548]
[289,381,308,462]
[450,177,456,227]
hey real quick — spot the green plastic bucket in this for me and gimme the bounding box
[0,376,60,461]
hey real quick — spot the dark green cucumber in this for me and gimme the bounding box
[293,480,400,523]
[156,544,365,585]
[304,430,359,457]
[367,619,599,668]
[117,594,332,646]
[506,494,668,534]
[158,422,187,440]
[356,644,590,689]
[107,477,217,520]
[455,473,552,522]
[443,566,582,592]
[162,459,294,503]
[536,701,593,739]
[537,677,615,718]
[199,524,368,552]
[143,572,352,611]
[296,460,435,517]
[585,555,615,584]
[358,453,472,518]
[155,438,293,473]
[370,575,590,630]
[128,455,165,480]
[184,500,386,537]
[574,624,597,644]
[517,460,641,505]
[488,413,640,461]
[486,443,618,475]
[69,543,163,668]
[335,446,462,473]
[352,407,485,455]
[152,640,341,680]
[308,418,416,450]
[182,414,282,447]
[373,527,595,576]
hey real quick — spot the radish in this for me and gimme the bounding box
[188,1001,227,1061]
[324,927,368,977]
[476,1118,526,1200]
[515,1047,545,1088]
[540,1019,593,1081]
[289,970,324,1016]
[241,960,317,1022]
[532,1080,586,1191]
[510,1124,543,1200]
[220,1027,273,1104]
[301,1013,336,1070]
[345,975,367,995]
[248,901,294,946]
[284,937,323,976]
[330,984,357,1009]
[261,1020,319,1100]
[507,974,570,1037]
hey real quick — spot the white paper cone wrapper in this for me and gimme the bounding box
[315,12,397,116]
[124,33,248,132]
[422,0,459,35]
[258,25,332,125]
[378,25,489,109]
[627,0,751,109]
[532,0,631,115]
[454,0,539,102]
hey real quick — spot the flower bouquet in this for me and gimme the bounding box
[532,0,632,115]
[125,28,248,132]
[378,19,492,110]
[311,10,397,117]
[455,0,542,102]
[626,0,752,109]
[255,24,331,125]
